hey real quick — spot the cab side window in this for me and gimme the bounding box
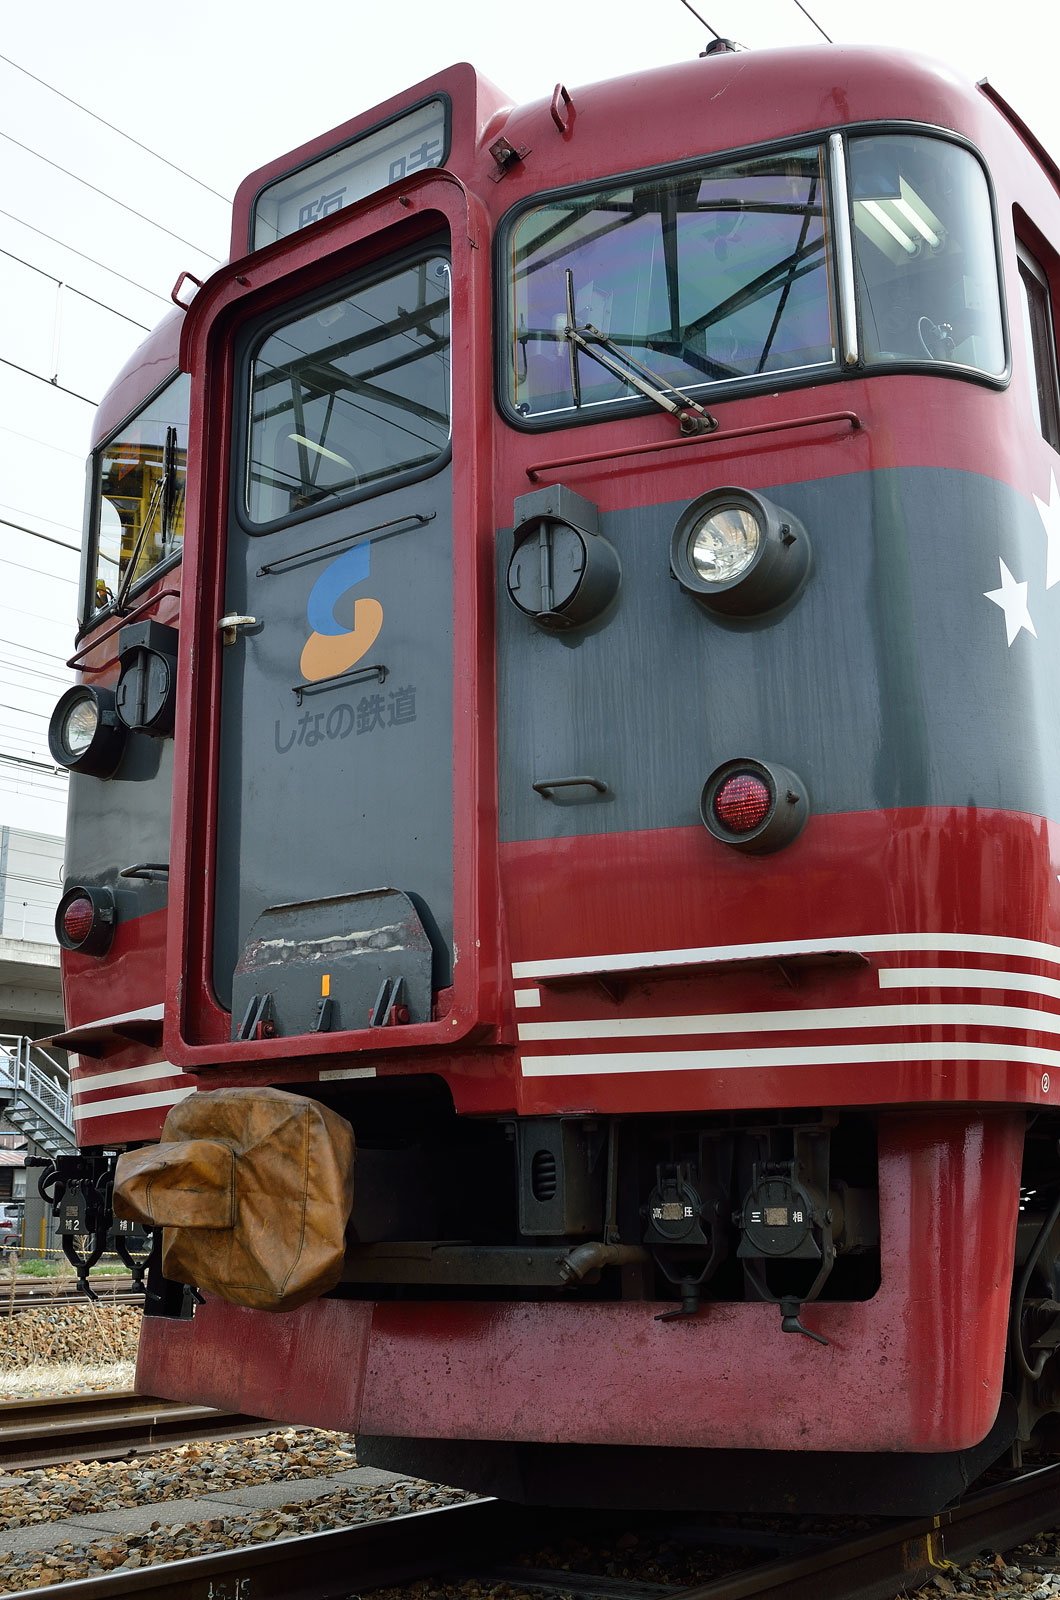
[1017,243,1060,451]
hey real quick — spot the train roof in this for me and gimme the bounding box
[91,304,186,449]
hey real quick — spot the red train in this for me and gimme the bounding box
[42,40,1060,1513]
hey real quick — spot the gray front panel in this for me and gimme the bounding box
[213,475,454,1019]
[498,467,1060,839]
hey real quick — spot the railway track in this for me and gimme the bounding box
[0,1276,144,1314]
[0,1389,272,1470]
[4,1459,1060,1600]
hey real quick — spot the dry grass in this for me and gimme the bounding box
[0,1303,141,1375]
[0,1358,135,1398]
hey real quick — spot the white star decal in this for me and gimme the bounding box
[984,559,1037,646]
[1034,470,1060,590]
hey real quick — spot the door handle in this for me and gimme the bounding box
[218,614,258,645]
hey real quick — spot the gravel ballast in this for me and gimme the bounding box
[8,1306,1060,1597]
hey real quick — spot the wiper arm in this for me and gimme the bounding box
[114,472,166,614]
[563,270,717,436]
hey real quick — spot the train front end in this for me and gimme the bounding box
[46,44,1060,1513]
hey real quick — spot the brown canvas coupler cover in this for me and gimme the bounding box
[113,1087,355,1312]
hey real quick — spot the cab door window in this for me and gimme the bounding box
[244,252,451,527]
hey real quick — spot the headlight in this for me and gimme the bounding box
[63,696,100,756]
[688,505,761,585]
[48,686,126,777]
[671,488,810,616]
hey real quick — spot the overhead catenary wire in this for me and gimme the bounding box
[0,358,96,407]
[0,207,172,306]
[0,700,64,718]
[0,644,76,671]
[792,0,833,42]
[0,663,74,690]
[0,247,151,331]
[0,128,222,263]
[0,52,231,206]
[0,502,82,536]
[0,424,84,462]
[0,752,66,776]
[0,516,81,554]
[675,0,722,38]
[0,557,78,585]
[0,632,77,664]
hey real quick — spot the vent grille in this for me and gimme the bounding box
[531,1148,558,1202]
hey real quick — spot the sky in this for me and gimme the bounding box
[1,0,1059,853]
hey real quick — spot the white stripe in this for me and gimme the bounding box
[514,988,541,1010]
[64,1003,165,1032]
[319,1067,377,1081]
[516,1001,1060,1044]
[74,1086,196,1121]
[520,1041,1060,1077]
[879,966,1060,1001]
[511,932,1060,982]
[72,1061,186,1099]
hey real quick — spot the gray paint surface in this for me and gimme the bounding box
[64,738,173,924]
[213,475,455,1010]
[497,466,1059,841]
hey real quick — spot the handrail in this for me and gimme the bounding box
[0,1035,72,1129]
[525,409,862,482]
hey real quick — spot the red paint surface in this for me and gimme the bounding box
[63,907,168,1032]
[80,803,1060,1148]
[498,806,1060,1117]
[138,1296,373,1429]
[136,1110,1022,1453]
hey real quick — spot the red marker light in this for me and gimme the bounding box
[62,896,96,946]
[713,772,772,833]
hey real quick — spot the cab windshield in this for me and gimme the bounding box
[502,133,1005,425]
[506,147,835,422]
[89,373,189,618]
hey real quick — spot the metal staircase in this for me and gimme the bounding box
[0,1035,73,1156]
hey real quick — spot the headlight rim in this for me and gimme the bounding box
[670,486,810,617]
[48,685,126,777]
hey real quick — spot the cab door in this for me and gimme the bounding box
[212,243,455,1041]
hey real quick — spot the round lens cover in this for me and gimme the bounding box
[700,757,808,854]
[690,506,760,584]
[48,685,126,777]
[62,895,96,944]
[63,695,99,757]
[54,884,116,955]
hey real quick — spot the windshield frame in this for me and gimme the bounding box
[495,122,1009,434]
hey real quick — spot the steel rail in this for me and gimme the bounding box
[1,1498,536,1600]
[3,1462,1060,1600]
[0,1276,142,1314]
[1,1291,144,1316]
[0,1390,272,1470]
[664,1460,1060,1600]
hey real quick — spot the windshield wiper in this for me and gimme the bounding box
[563,270,717,435]
[114,473,166,614]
